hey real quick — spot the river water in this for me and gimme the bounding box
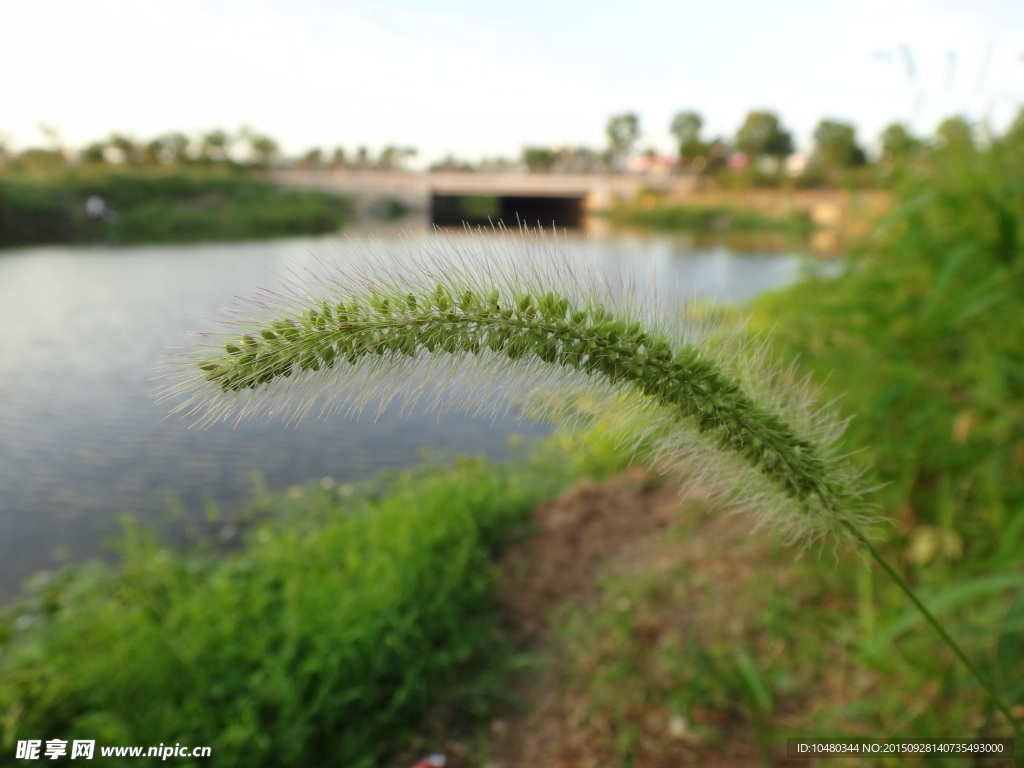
[0,227,806,601]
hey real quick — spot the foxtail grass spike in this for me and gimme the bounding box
[159,231,872,547]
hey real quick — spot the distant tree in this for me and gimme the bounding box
[80,141,108,164]
[700,138,730,176]
[564,146,601,173]
[355,146,370,169]
[811,119,867,171]
[330,147,347,170]
[606,113,640,169]
[245,133,279,169]
[14,148,67,171]
[200,129,231,163]
[375,146,394,171]
[669,111,705,164]
[428,154,474,172]
[880,122,920,163]
[377,146,415,171]
[936,116,975,152]
[107,133,142,165]
[522,146,557,173]
[140,139,162,165]
[735,111,794,161]
[298,148,323,170]
[155,132,191,164]
[478,155,516,172]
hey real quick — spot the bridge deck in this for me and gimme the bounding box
[273,170,698,210]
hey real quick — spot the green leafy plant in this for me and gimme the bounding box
[1,440,628,767]
[163,229,1022,742]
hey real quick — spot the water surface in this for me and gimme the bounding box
[0,231,805,600]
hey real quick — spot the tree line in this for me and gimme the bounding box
[660,109,999,184]
[485,109,1022,189]
[523,109,1017,187]
[3,108,1022,189]
[0,127,418,175]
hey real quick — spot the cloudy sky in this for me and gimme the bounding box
[5,0,1022,164]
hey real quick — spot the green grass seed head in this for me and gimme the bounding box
[158,231,875,547]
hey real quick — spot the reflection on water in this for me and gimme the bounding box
[351,212,815,256]
[0,228,808,601]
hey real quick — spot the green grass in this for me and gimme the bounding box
[553,526,1020,766]
[555,541,837,763]
[0,168,354,247]
[751,130,1024,544]
[0,431,629,768]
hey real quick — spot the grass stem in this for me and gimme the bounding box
[842,519,1024,744]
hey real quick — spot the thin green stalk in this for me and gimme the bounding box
[842,519,1024,744]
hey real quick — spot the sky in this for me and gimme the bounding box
[4,0,1022,166]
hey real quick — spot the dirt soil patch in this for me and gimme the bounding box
[398,468,840,768]
[483,468,814,767]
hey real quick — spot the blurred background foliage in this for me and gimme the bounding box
[753,119,1024,555]
[0,168,353,247]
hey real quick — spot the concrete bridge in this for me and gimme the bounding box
[273,170,699,227]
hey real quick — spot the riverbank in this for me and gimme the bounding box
[0,167,354,247]
[5,437,1017,766]
[0,430,631,767]
[607,187,891,255]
